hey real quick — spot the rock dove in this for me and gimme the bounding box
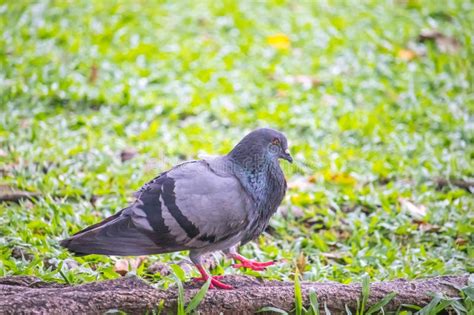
[61,128,292,289]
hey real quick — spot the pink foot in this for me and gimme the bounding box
[232,260,275,271]
[231,254,276,271]
[193,275,232,289]
[193,275,225,281]
[193,264,232,289]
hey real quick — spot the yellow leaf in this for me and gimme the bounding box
[397,49,417,61]
[267,33,291,50]
[324,171,357,186]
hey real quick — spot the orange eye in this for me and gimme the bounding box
[272,138,280,145]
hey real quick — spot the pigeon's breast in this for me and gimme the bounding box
[241,162,286,243]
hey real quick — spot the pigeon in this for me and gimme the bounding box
[61,128,292,289]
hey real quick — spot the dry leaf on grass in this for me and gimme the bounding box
[321,252,346,261]
[89,64,98,84]
[399,197,427,218]
[455,238,468,246]
[283,75,321,89]
[414,220,441,233]
[114,256,146,276]
[120,148,138,162]
[418,29,461,54]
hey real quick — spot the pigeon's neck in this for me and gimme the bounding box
[228,153,284,206]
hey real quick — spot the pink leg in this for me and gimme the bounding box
[230,253,275,271]
[193,264,232,290]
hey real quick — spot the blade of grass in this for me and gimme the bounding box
[172,272,185,315]
[360,274,370,315]
[185,278,211,314]
[345,304,353,315]
[294,265,303,315]
[324,302,332,315]
[309,289,320,315]
[416,295,441,315]
[365,292,397,315]
[256,306,289,314]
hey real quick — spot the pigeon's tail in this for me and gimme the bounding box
[60,208,167,256]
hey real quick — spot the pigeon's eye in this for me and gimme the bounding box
[272,138,280,146]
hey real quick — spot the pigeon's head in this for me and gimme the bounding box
[229,128,293,165]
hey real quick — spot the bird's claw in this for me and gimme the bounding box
[232,260,275,271]
[193,275,232,289]
[193,275,225,281]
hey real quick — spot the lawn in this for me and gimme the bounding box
[0,0,473,290]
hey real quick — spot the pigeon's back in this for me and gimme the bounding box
[61,158,253,256]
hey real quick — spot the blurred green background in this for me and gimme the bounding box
[0,0,472,286]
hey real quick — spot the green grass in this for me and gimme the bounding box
[0,0,473,289]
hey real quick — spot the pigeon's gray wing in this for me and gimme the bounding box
[165,159,252,248]
[61,160,252,256]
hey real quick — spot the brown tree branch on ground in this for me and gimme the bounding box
[0,185,41,203]
[434,177,474,193]
[0,274,468,314]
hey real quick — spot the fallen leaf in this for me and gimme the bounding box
[267,33,291,50]
[397,49,418,61]
[399,198,427,218]
[89,64,98,83]
[114,260,129,276]
[455,238,468,246]
[296,252,306,272]
[114,256,146,276]
[418,29,461,54]
[414,220,441,233]
[283,75,321,89]
[321,252,345,261]
[307,174,318,183]
[120,148,138,162]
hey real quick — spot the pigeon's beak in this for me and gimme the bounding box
[280,148,293,163]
